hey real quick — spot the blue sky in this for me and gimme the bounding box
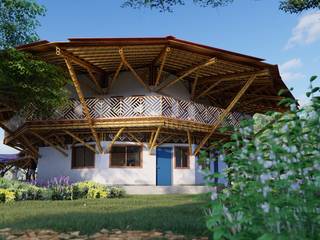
[1,0,320,153]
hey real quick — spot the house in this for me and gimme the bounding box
[0,36,292,190]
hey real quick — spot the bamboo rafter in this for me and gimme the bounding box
[156,57,216,91]
[64,58,103,154]
[194,74,257,155]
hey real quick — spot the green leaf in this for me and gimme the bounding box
[310,75,317,82]
[258,233,275,240]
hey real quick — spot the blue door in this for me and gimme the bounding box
[156,147,172,186]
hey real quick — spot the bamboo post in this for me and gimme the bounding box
[64,58,103,153]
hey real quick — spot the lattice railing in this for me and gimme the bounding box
[21,95,250,127]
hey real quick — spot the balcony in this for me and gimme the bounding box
[22,95,249,127]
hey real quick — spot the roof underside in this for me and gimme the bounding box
[17,36,293,114]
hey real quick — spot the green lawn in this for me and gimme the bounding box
[0,194,209,237]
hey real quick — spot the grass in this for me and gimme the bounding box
[0,194,209,237]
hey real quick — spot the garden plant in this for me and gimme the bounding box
[201,76,320,239]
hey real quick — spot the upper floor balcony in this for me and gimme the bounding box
[21,95,250,128]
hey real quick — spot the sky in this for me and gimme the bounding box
[1,0,320,154]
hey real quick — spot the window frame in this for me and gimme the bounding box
[71,145,96,169]
[174,146,190,169]
[109,144,143,168]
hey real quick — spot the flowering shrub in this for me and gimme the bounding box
[72,181,109,199]
[201,76,320,239]
[0,189,15,203]
[47,176,73,200]
[0,177,126,203]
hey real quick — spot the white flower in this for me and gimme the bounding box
[211,187,218,201]
[260,173,271,183]
[261,202,270,213]
[263,161,273,169]
[262,186,271,198]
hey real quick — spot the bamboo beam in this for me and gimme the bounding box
[149,126,161,152]
[194,74,257,155]
[106,128,125,153]
[155,47,170,86]
[156,58,216,91]
[64,58,103,154]
[64,130,97,154]
[154,135,171,148]
[20,135,38,156]
[87,69,104,93]
[208,82,243,95]
[148,131,155,148]
[127,132,143,145]
[194,79,223,100]
[198,69,269,85]
[191,71,199,100]
[29,131,68,157]
[187,130,193,156]
[119,48,150,91]
[107,61,123,93]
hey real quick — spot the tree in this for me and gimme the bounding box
[0,49,69,117]
[0,0,69,118]
[0,0,46,49]
[122,0,320,13]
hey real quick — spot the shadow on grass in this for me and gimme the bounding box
[1,201,209,237]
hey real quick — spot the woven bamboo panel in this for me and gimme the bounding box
[22,96,251,128]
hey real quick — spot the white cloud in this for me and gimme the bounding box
[285,11,320,49]
[279,58,305,82]
[281,72,305,82]
[279,58,302,71]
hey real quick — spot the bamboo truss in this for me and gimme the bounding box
[1,37,292,159]
[194,74,257,155]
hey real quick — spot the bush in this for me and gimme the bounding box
[72,181,109,199]
[0,188,15,203]
[47,176,73,200]
[0,177,126,202]
[202,76,320,239]
[108,186,126,198]
[0,178,50,201]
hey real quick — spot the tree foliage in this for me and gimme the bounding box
[122,0,320,13]
[200,76,320,239]
[0,49,70,117]
[0,0,46,49]
[0,0,70,118]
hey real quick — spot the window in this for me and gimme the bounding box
[110,145,142,167]
[72,145,95,168]
[175,147,189,168]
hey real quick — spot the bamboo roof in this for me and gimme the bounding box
[17,36,293,114]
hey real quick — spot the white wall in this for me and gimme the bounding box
[67,71,192,101]
[37,142,197,186]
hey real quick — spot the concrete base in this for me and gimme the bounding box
[122,185,212,195]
